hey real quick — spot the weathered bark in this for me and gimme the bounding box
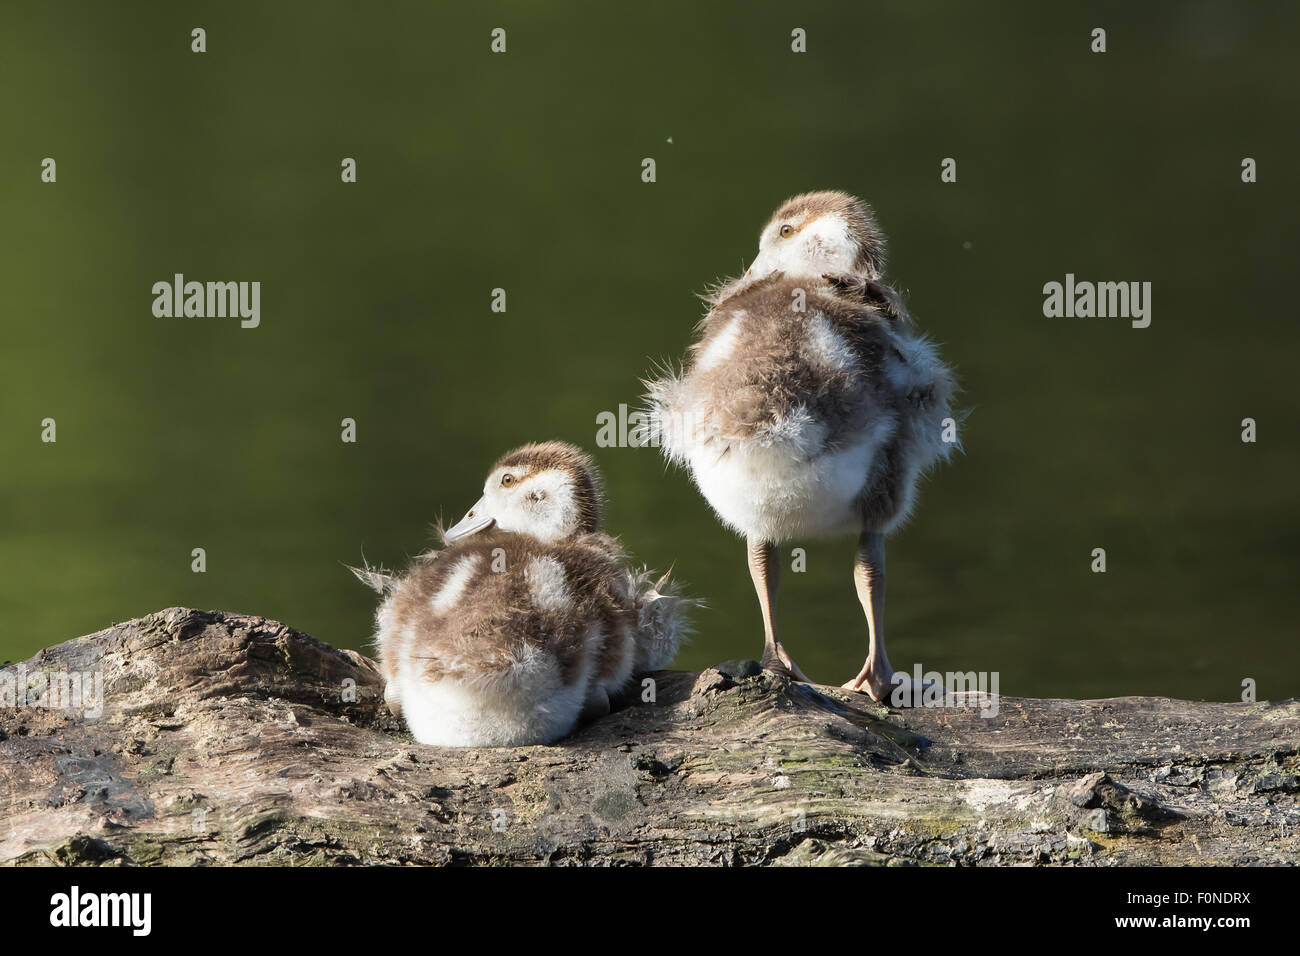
[1,607,1296,866]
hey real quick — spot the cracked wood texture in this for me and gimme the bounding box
[1,607,1296,866]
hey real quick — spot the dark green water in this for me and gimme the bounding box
[2,2,1297,700]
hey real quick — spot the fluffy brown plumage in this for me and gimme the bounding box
[652,269,954,537]
[379,530,635,689]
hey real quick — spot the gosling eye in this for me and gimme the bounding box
[501,474,516,487]
[779,224,794,238]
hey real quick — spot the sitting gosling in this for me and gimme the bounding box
[353,441,691,747]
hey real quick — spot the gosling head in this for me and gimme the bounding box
[745,190,886,284]
[443,441,603,545]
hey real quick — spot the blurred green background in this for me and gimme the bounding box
[2,2,1297,700]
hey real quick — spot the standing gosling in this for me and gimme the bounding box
[354,441,691,747]
[647,191,957,701]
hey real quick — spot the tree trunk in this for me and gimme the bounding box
[1,608,1296,865]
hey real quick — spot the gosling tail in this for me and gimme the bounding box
[627,568,697,672]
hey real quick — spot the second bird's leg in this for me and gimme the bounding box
[842,529,897,701]
[748,536,811,682]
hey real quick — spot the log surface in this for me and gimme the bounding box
[1,608,1296,866]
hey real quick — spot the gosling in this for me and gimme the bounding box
[647,190,957,701]
[354,441,691,746]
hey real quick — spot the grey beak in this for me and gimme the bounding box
[444,496,495,543]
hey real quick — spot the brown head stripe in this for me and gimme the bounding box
[767,190,887,277]
[492,441,603,535]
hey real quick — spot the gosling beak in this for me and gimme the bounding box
[443,497,495,543]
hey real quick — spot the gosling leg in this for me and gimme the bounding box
[748,536,810,682]
[841,529,897,701]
